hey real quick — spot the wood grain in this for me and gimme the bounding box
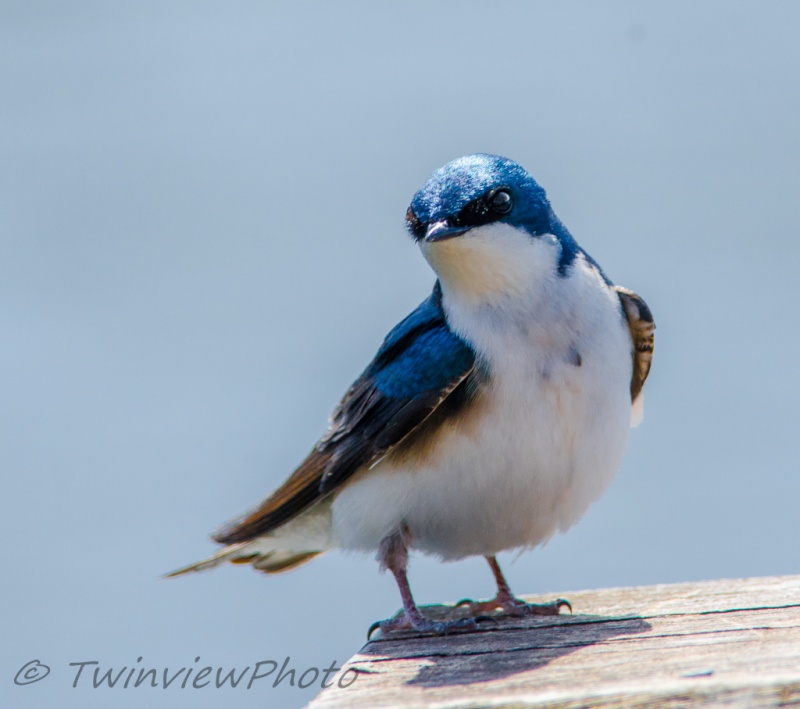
[307,575,800,708]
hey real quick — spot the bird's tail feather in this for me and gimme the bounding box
[166,498,332,578]
[164,542,323,578]
[234,550,322,573]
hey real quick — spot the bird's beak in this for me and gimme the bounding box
[424,220,469,243]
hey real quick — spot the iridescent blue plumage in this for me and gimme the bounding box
[369,285,474,399]
[410,153,550,230]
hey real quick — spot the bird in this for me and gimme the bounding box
[166,153,655,637]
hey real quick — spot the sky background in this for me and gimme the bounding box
[3,2,800,708]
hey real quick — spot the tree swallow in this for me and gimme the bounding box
[167,154,655,637]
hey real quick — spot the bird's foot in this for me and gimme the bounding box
[455,593,572,618]
[367,610,491,641]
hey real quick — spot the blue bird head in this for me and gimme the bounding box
[406,154,557,244]
[406,154,586,283]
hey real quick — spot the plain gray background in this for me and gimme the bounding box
[3,2,799,708]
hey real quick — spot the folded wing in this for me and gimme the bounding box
[213,283,476,545]
[614,286,655,418]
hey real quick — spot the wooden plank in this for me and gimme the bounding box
[307,575,800,708]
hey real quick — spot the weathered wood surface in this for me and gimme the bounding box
[308,575,800,708]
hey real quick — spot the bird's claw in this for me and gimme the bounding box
[367,612,494,640]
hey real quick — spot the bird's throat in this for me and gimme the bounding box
[420,224,553,305]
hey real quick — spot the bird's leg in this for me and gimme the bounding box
[455,555,572,617]
[367,527,485,639]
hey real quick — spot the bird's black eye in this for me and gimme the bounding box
[489,189,513,214]
[450,187,514,231]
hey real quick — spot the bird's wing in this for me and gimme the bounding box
[614,286,655,403]
[213,284,476,544]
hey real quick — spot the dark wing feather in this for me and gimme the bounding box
[614,286,655,402]
[214,284,475,545]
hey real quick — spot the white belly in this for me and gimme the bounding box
[331,244,633,560]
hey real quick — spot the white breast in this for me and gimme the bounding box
[331,225,633,560]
